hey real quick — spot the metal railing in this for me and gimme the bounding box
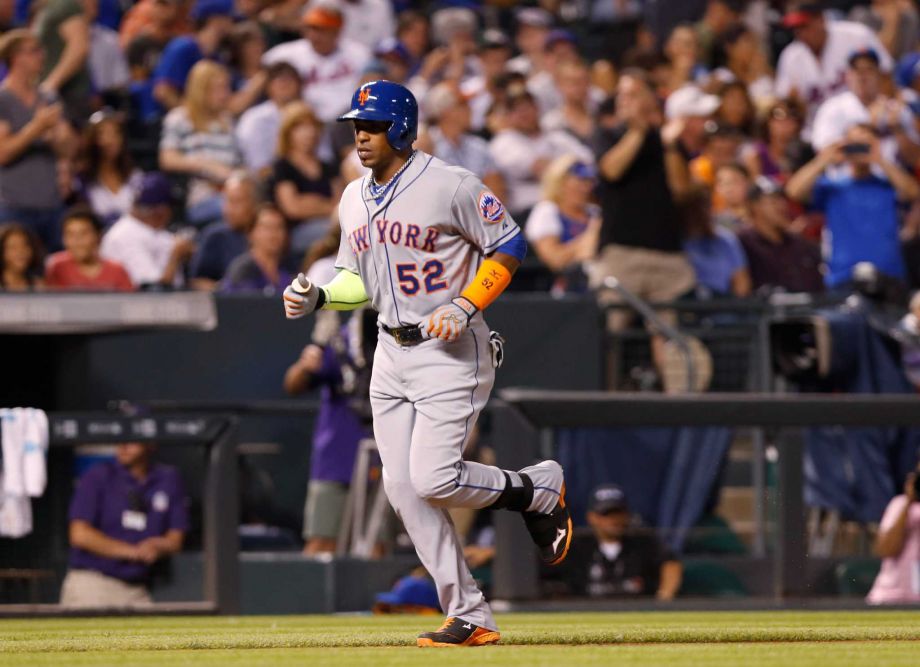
[602,276,700,392]
[490,391,920,602]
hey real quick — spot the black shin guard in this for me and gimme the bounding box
[487,471,534,512]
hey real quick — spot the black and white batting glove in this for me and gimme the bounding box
[283,273,322,319]
[423,297,478,342]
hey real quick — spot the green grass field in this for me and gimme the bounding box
[2,611,919,666]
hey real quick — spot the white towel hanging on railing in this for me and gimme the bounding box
[0,407,49,538]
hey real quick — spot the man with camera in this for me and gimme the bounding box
[786,122,919,290]
[867,464,920,604]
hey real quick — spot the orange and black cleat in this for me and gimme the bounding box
[417,617,501,647]
[522,483,573,566]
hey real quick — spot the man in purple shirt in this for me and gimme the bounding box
[738,177,824,294]
[59,442,189,608]
[284,313,371,556]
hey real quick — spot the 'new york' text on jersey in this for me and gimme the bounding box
[334,151,521,327]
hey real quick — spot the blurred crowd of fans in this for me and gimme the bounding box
[1,0,920,303]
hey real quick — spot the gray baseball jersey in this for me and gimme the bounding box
[329,150,565,631]
[334,151,521,327]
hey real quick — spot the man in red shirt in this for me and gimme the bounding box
[45,207,133,291]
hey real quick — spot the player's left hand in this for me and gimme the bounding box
[283,274,320,319]
[422,297,478,342]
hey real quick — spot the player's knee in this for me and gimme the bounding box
[410,468,455,503]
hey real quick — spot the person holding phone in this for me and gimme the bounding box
[867,463,920,604]
[786,123,919,290]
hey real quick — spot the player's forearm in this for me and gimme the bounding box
[454,251,520,318]
[319,269,369,311]
[490,251,520,275]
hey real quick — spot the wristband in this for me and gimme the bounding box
[460,259,512,311]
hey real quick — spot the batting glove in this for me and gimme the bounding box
[283,274,321,319]
[423,297,478,342]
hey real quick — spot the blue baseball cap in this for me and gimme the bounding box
[133,172,172,207]
[191,0,234,21]
[375,575,440,610]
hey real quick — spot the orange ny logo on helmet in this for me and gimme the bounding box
[358,87,371,106]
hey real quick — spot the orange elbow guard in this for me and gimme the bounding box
[461,259,512,311]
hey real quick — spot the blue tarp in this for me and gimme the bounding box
[556,426,732,554]
[804,309,920,522]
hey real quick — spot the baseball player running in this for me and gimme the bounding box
[283,80,572,647]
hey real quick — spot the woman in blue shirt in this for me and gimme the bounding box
[682,184,752,298]
[525,154,601,294]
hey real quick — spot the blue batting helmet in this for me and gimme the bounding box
[337,80,418,152]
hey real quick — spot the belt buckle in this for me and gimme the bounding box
[392,326,420,346]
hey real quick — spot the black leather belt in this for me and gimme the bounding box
[381,323,425,347]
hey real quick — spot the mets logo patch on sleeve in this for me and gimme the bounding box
[478,191,506,224]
